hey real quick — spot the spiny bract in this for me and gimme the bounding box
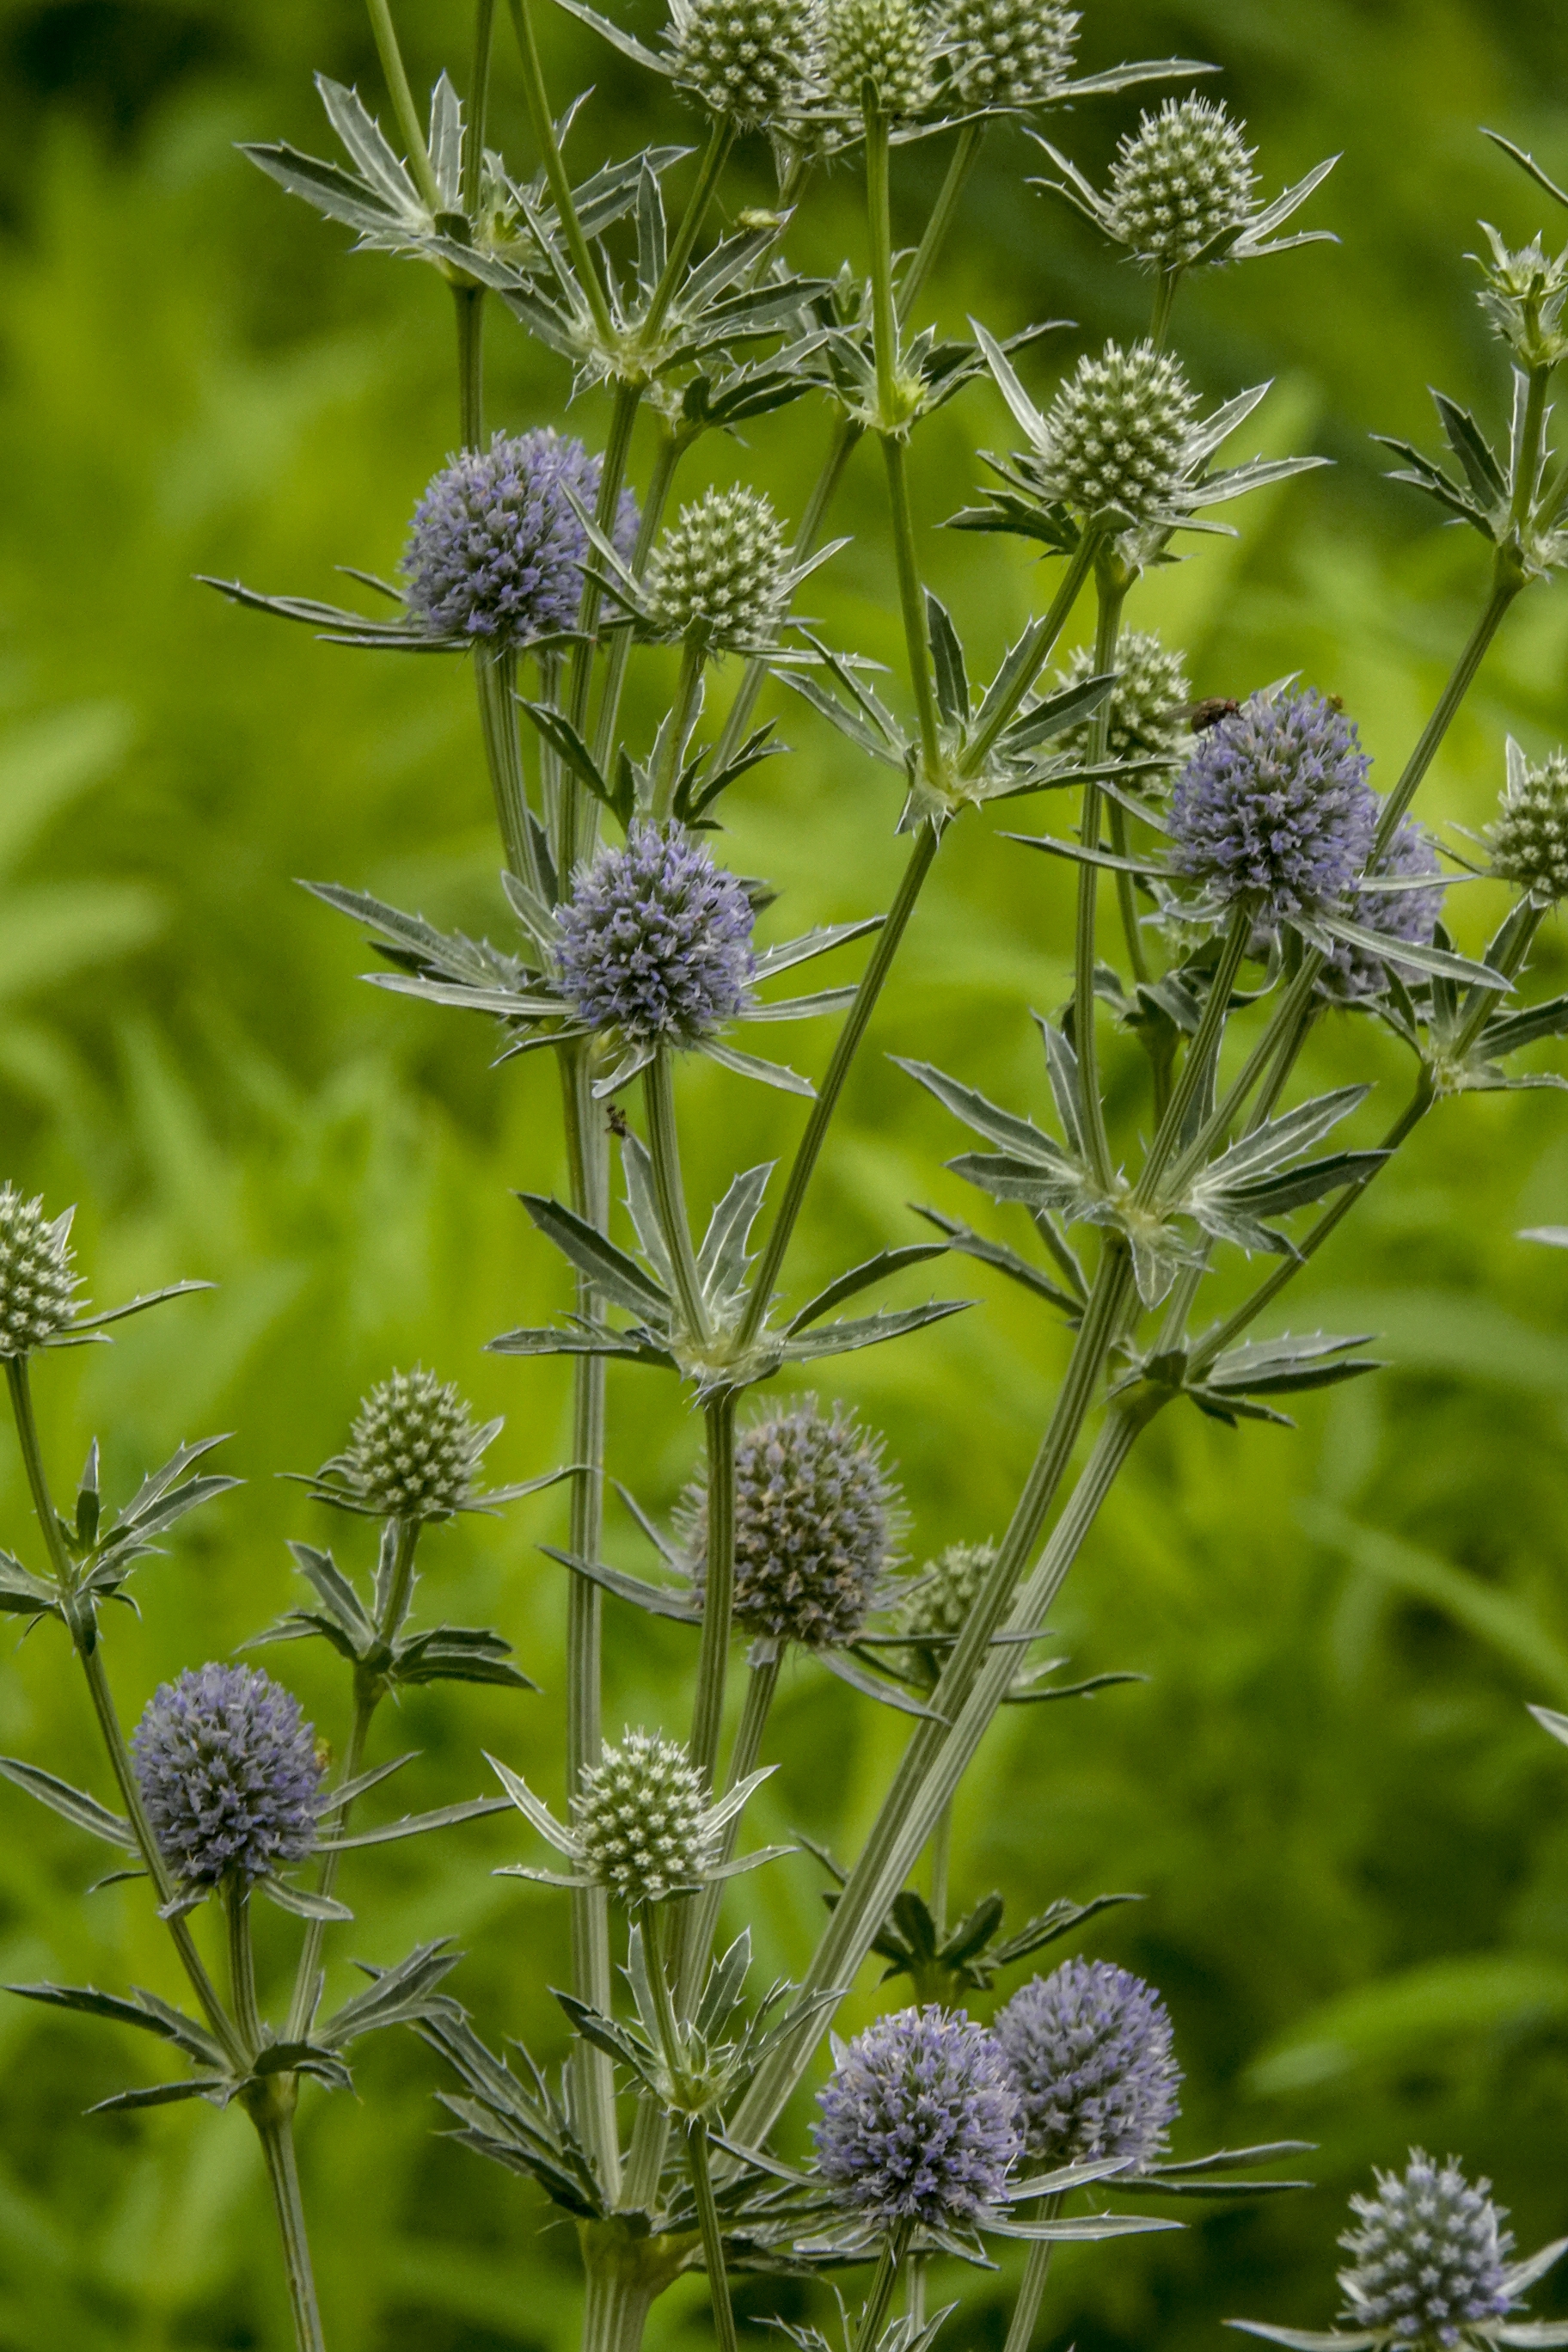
[942,0,1077,111]
[0,1185,81,1359]
[1491,748,1568,901]
[1338,2150,1515,2349]
[646,485,788,648]
[555,824,756,1044]
[822,0,936,118]
[1320,815,1443,1001]
[1169,687,1375,922]
[1106,97,1259,269]
[1035,340,1197,524]
[670,0,824,124]
[573,1730,714,1905]
[343,1368,487,1519]
[993,1957,1181,2167]
[132,1663,323,1888]
[1057,629,1191,775]
[813,2005,1021,2228]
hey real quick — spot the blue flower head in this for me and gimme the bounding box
[993,1957,1180,2167]
[1320,816,1443,1001]
[556,824,756,1044]
[1170,687,1375,923]
[1338,2151,1516,2350]
[402,429,639,648]
[132,1663,323,1888]
[813,2004,1021,2230]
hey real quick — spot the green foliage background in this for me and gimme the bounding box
[3,0,1568,2345]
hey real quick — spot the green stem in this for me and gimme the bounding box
[927,1800,951,1939]
[465,0,498,213]
[364,0,443,215]
[254,2106,328,2352]
[505,0,615,345]
[474,645,536,886]
[225,1877,262,2056]
[4,1355,71,1584]
[689,1393,737,1788]
[643,1050,707,1342]
[864,106,900,426]
[901,121,985,320]
[1373,572,1519,849]
[883,435,945,782]
[1509,365,1553,536]
[956,530,1100,781]
[738,821,940,1346]
[652,634,707,819]
[566,377,642,770]
[644,117,734,346]
[1106,794,1149,985]
[1132,902,1253,1207]
[1073,573,1127,1190]
[1001,2200,1063,2352]
[679,1640,779,1999]
[454,285,485,448]
[906,2251,928,2332]
[684,2119,739,2352]
[855,2226,914,2352]
[593,420,687,771]
[1148,267,1180,351]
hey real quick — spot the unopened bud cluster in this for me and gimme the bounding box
[1475,224,1568,371]
[1036,341,1196,524]
[823,0,935,117]
[1057,629,1191,775]
[0,1186,80,1359]
[943,0,1077,111]
[1491,748,1568,901]
[646,485,788,648]
[344,1368,484,1519]
[1106,98,1258,269]
[670,0,824,126]
[573,1730,713,1905]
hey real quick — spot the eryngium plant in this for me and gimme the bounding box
[9,7,1568,2351]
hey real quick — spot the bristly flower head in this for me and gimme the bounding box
[336,1368,493,1520]
[814,2005,1021,2229]
[1473,224,1568,372]
[573,1730,714,1906]
[1057,630,1191,780]
[823,0,937,119]
[646,486,789,651]
[895,1539,993,1643]
[669,0,824,124]
[0,1185,83,1359]
[1106,97,1259,269]
[683,1399,899,1647]
[556,824,756,1046]
[1169,687,1375,922]
[1490,742,1568,903]
[1320,817,1444,1001]
[993,1958,1181,2167]
[402,430,638,649]
[1338,2151,1514,2349]
[1033,341,1198,526]
[943,0,1077,112]
[132,1663,323,1889]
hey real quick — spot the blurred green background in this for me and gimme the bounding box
[3,0,1568,2345]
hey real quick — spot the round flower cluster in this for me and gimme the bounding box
[1320,817,1444,1001]
[686,1400,898,1647]
[671,0,823,123]
[0,1185,81,1359]
[1035,341,1197,526]
[993,1958,1181,2167]
[132,1663,323,1889]
[943,0,1077,110]
[1106,98,1258,269]
[555,824,756,1045]
[1169,689,1375,923]
[1491,747,1568,902]
[822,0,936,118]
[814,2006,1021,2229]
[896,1540,994,1642]
[1056,629,1191,777]
[402,429,638,648]
[342,1368,486,1519]
[1338,2151,1515,2350]
[646,485,788,650]
[573,1729,713,1906]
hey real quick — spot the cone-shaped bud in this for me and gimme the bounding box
[814,2005,1021,2227]
[1491,747,1568,903]
[646,485,788,649]
[993,1957,1181,2167]
[943,0,1077,110]
[342,1368,487,1520]
[671,0,824,124]
[1338,2151,1515,2349]
[573,1729,713,1905]
[0,1185,81,1360]
[132,1663,323,1888]
[1106,97,1258,269]
[823,0,936,117]
[1035,340,1197,524]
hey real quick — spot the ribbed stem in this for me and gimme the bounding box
[593,420,686,771]
[689,1394,737,1786]
[644,117,734,345]
[957,529,1099,781]
[1132,901,1253,1206]
[884,436,945,782]
[643,1051,707,1342]
[1073,573,1126,1189]
[454,285,485,448]
[255,2106,328,2352]
[854,2226,913,2352]
[225,1877,262,2056]
[1001,2197,1063,2352]
[901,121,984,318]
[1374,573,1519,849]
[684,2119,738,2352]
[475,645,536,886]
[364,0,443,215]
[651,634,707,820]
[465,0,497,213]
[505,0,615,345]
[679,1641,779,1999]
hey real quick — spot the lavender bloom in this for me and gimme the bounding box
[132,1664,323,1888]
[556,824,756,1044]
[1170,688,1375,922]
[993,1958,1181,2167]
[1320,816,1443,1001]
[814,2006,1021,2230]
[402,429,638,648]
[1339,2152,1516,2350]
[0,1185,82,1358]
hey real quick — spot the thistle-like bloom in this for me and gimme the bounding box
[132,1663,323,1889]
[1320,818,1444,1001]
[670,0,824,123]
[1338,2153,1514,2349]
[1056,630,1191,776]
[334,1368,494,1520]
[556,824,756,1045]
[646,486,789,651]
[1169,688,1375,923]
[0,1185,82,1359]
[1490,743,1568,903]
[1032,341,1198,526]
[685,1400,899,1646]
[402,429,638,648]
[492,1727,776,1906]
[993,1958,1181,2167]
[814,2006,1021,2229]
[1106,98,1259,269]
[943,0,1077,111]
[822,0,937,118]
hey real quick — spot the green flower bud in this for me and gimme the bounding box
[1035,340,1197,525]
[670,0,824,125]
[823,0,935,117]
[0,1186,81,1360]
[1106,98,1258,270]
[1491,746,1568,903]
[942,0,1076,110]
[573,1730,713,1905]
[1057,630,1191,776]
[344,1368,487,1520]
[646,485,789,649]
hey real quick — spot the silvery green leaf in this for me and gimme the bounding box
[488,1754,576,1853]
[1502,2237,1568,2294]
[1483,128,1568,209]
[317,1939,462,2049]
[701,1039,815,1094]
[1318,911,1509,988]
[315,1750,418,1816]
[817,1648,946,1718]
[1492,2329,1568,2347]
[1003,828,1173,878]
[393,1624,538,1689]
[1196,1086,1369,1191]
[6,1981,224,2067]
[1057,55,1218,96]
[540,1546,699,1623]
[518,1193,672,1318]
[926,594,970,724]
[1433,392,1508,503]
[0,1552,61,1619]
[697,1164,773,1299]
[784,1300,971,1362]
[428,74,463,210]
[787,1244,948,1332]
[260,1875,353,1922]
[987,2211,1181,2241]
[315,76,422,214]
[242,139,402,236]
[1204,1149,1388,1222]
[316,1796,511,1852]
[1001,669,1115,752]
[1481,992,1568,1056]
[618,1132,678,1290]
[742,986,860,1022]
[68,1281,215,1338]
[1532,1704,1568,1752]
[0,1757,132,1847]
[910,1206,1081,1316]
[894,1056,1068,1165]
[90,2076,233,2113]
[1204,1332,1381,1397]
[287,1541,376,1644]
[1226,2329,1377,2351]
[518,701,616,811]
[990,1890,1141,1967]
[489,1320,673,1364]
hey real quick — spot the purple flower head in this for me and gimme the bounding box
[813,2005,1021,2230]
[402,429,638,648]
[132,1663,323,1888]
[1320,816,1443,1001]
[1169,688,1375,923]
[1338,2151,1516,2350]
[555,824,756,1044]
[993,1958,1180,2168]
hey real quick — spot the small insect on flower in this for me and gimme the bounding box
[814,2005,1021,2230]
[556,824,757,1046]
[993,1957,1181,2168]
[0,1185,83,1359]
[1169,686,1376,926]
[133,1663,324,1890]
[1490,740,1568,903]
[402,429,639,649]
[822,0,937,118]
